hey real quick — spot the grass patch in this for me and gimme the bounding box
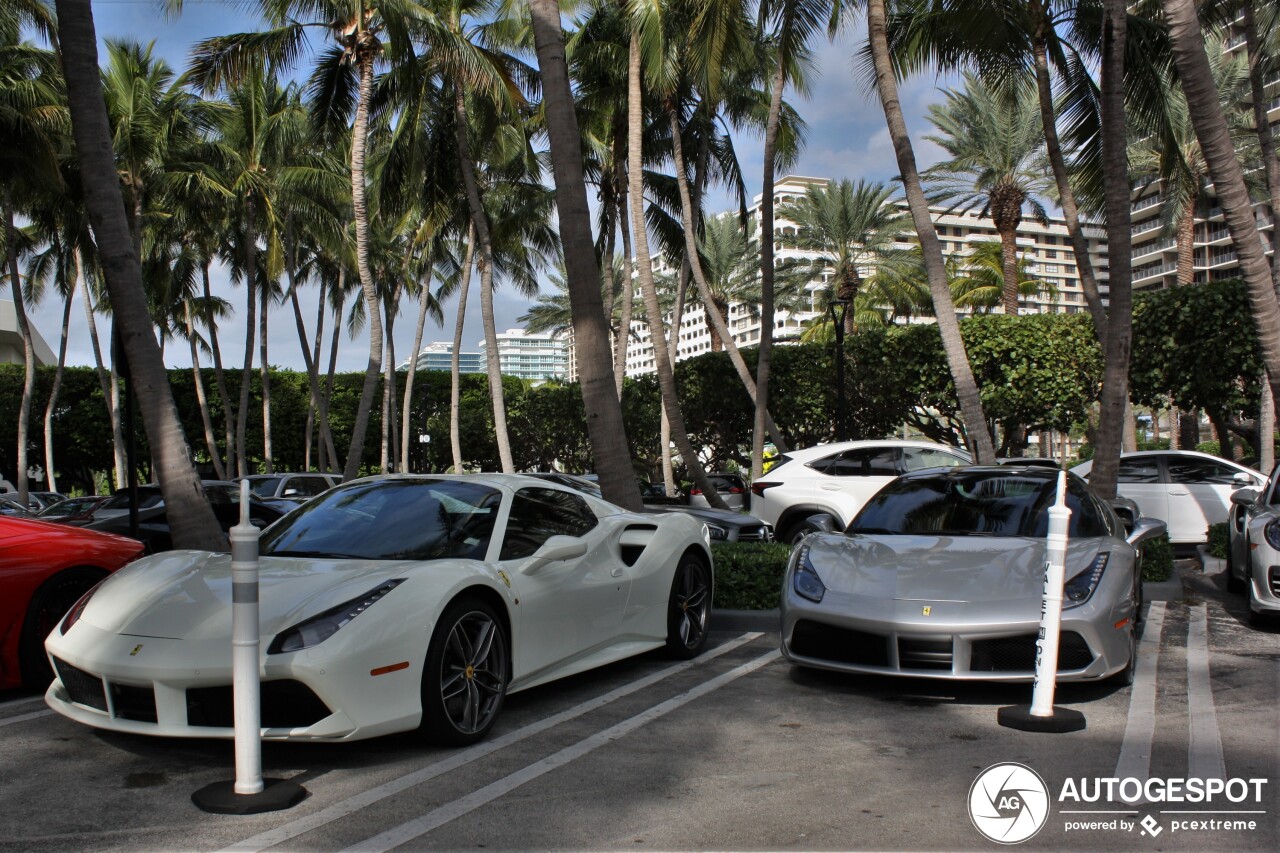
[712,542,790,610]
[1141,533,1173,583]
[1206,522,1229,560]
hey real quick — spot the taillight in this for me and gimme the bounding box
[729,486,743,493]
[751,482,780,497]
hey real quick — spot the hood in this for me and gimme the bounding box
[804,534,1103,603]
[81,550,416,641]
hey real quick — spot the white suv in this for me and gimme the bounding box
[750,440,972,543]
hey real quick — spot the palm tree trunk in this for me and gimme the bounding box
[529,0,641,509]
[1176,206,1195,285]
[452,88,513,473]
[288,280,338,471]
[753,51,786,482]
[624,32,722,508]
[186,298,226,480]
[237,200,257,477]
[451,226,476,473]
[612,143,637,398]
[402,270,435,471]
[381,281,402,473]
[3,195,36,506]
[55,0,224,549]
[1031,11,1107,342]
[1162,0,1280,419]
[667,107,787,451]
[867,0,996,463]
[259,276,272,473]
[343,52,385,483]
[43,263,78,492]
[1089,0,1137,501]
[1260,373,1275,472]
[311,281,329,470]
[997,224,1021,315]
[323,282,345,474]
[202,261,235,478]
[84,292,126,488]
[1243,0,1280,311]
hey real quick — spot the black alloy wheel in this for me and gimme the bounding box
[420,597,508,746]
[665,553,711,659]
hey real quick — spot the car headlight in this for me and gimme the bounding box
[704,523,728,542]
[60,580,106,634]
[1265,519,1280,551]
[1064,553,1109,607]
[268,580,404,654]
[790,543,826,603]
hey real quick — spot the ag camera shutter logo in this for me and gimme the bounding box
[969,763,1051,844]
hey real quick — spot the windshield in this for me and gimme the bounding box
[247,477,282,497]
[851,471,1103,538]
[101,489,164,511]
[261,479,502,561]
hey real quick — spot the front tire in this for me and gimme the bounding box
[420,597,508,747]
[1111,621,1137,686]
[20,567,106,688]
[665,553,711,659]
[1227,544,1246,594]
[785,515,832,546]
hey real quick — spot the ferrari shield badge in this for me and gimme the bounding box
[497,570,512,588]
[921,606,932,617]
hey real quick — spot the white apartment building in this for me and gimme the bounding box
[403,330,568,381]
[612,175,1111,379]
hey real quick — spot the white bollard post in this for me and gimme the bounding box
[1030,471,1071,717]
[230,480,264,795]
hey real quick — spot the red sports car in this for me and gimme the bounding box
[0,516,144,690]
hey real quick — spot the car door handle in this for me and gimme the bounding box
[611,567,625,578]
[820,484,842,491]
[1169,490,1190,496]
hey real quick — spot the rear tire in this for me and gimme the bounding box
[785,515,831,546]
[1226,547,1246,594]
[419,597,508,747]
[19,567,106,688]
[1111,621,1137,686]
[665,552,711,659]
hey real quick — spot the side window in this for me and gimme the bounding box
[1065,480,1110,538]
[819,447,901,477]
[500,488,599,561]
[1166,457,1245,486]
[902,447,968,472]
[1116,458,1161,484]
[288,477,330,497]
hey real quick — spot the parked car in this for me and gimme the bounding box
[36,496,111,525]
[532,472,772,542]
[45,474,713,744]
[688,472,748,510]
[781,466,1166,683]
[245,472,341,503]
[1225,465,1280,625]
[82,482,288,552]
[0,516,144,690]
[1071,450,1264,545]
[0,496,35,518]
[750,440,973,544]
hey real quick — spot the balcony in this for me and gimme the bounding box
[1133,261,1177,281]
[1132,238,1176,261]
[1131,194,1163,213]
[1131,218,1163,237]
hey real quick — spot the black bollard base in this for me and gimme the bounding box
[192,778,307,815]
[997,704,1086,733]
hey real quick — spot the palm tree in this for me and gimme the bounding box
[678,214,762,351]
[778,179,911,333]
[865,0,996,463]
[528,0,642,510]
[1160,0,1280,439]
[923,73,1051,316]
[53,0,225,550]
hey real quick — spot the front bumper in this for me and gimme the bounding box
[779,587,1129,682]
[1250,564,1280,614]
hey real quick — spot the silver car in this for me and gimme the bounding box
[781,467,1165,683]
[1225,466,1280,626]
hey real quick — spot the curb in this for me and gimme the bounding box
[1196,543,1226,576]
[712,608,778,632]
[1143,562,1185,603]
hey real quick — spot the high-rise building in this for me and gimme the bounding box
[401,341,485,374]
[403,330,568,381]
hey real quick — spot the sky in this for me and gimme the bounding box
[26,1,953,373]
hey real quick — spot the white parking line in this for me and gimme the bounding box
[1114,601,1166,783]
[0,695,45,711]
[219,632,764,853]
[0,709,52,728]
[1186,604,1225,780]
[344,648,782,852]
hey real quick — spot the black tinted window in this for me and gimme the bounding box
[1166,457,1246,486]
[1116,458,1161,483]
[813,447,901,477]
[500,488,599,560]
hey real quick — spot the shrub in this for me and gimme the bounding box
[1206,522,1230,560]
[1141,533,1173,583]
[711,542,791,610]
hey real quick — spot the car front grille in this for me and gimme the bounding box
[53,657,107,712]
[789,620,890,667]
[109,683,158,723]
[187,680,332,728]
[735,524,770,542]
[970,632,1094,672]
[1269,566,1280,596]
[898,637,953,671]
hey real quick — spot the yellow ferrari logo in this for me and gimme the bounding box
[129,644,144,656]
[922,606,932,617]
[497,570,511,588]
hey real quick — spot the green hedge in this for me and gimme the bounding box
[712,542,790,610]
[1206,522,1230,560]
[1141,533,1173,583]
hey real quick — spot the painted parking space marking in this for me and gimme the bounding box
[0,709,52,729]
[1186,604,1225,781]
[219,632,765,853]
[344,648,782,852]
[1113,601,1166,783]
[0,695,45,711]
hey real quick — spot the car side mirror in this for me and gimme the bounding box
[283,488,300,497]
[520,535,589,575]
[1230,487,1259,507]
[1126,517,1167,547]
[1233,472,1257,488]
[806,513,836,534]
